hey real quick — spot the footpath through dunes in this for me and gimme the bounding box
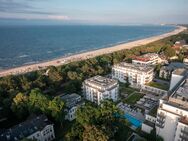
[0,26,187,77]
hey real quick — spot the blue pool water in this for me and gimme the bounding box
[124,113,142,128]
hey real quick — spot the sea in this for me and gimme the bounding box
[0,25,176,70]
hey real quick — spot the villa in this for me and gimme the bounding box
[132,53,163,66]
[0,115,55,141]
[83,75,119,105]
[60,93,85,121]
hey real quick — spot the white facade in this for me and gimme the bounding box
[169,68,187,90]
[132,53,162,66]
[141,114,156,134]
[61,93,85,121]
[112,62,154,85]
[65,106,78,121]
[141,122,154,134]
[159,66,173,80]
[83,75,119,105]
[156,100,188,141]
[27,125,55,141]
[0,115,55,141]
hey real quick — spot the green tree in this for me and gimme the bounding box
[48,97,65,123]
[28,88,49,114]
[82,125,108,141]
[164,46,176,58]
[11,92,29,119]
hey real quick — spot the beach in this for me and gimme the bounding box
[0,25,186,77]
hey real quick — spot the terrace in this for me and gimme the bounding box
[146,81,169,91]
[124,92,144,105]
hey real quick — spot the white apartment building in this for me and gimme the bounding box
[169,68,187,91]
[141,114,156,134]
[112,62,154,85]
[61,93,85,121]
[156,78,188,141]
[83,75,119,105]
[132,53,162,66]
[0,115,55,141]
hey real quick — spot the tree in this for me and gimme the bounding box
[82,125,108,141]
[28,88,49,114]
[48,97,65,123]
[11,93,29,119]
[164,46,176,58]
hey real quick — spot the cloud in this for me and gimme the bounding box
[47,15,70,20]
[0,0,53,15]
[0,0,33,12]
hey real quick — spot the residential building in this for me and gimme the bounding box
[0,115,55,141]
[169,68,187,91]
[112,62,154,85]
[156,78,188,141]
[159,62,186,80]
[159,66,173,80]
[142,114,156,134]
[172,40,186,54]
[83,75,119,105]
[132,53,163,66]
[60,93,85,121]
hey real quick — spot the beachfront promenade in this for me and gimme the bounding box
[0,26,186,77]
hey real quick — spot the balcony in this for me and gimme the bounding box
[181,128,188,136]
[156,113,166,128]
[179,134,188,141]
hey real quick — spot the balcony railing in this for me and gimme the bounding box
[179,134,188,141]
[181,128,188,135]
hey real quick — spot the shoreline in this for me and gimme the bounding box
[0,25,187,77]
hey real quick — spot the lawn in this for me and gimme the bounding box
[124,93,144,105]
[147,82,169,91]
[119,83,139,95]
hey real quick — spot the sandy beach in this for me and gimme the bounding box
[0,25,186,77]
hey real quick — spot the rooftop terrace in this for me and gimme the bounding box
[114,62,154,72]
[172,68,187,76]
[84,75,118,89]
[133,53,159,62]
[60,93,83,109]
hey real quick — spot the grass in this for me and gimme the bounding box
[119,83,139,96]
[124,93,144,105]
[147,82,169,91]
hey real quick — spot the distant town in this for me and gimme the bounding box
[0,26,188,141]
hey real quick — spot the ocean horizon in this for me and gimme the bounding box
[0,25,176,70]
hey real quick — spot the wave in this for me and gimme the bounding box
[18,54,29,58]
[23,61,38,65]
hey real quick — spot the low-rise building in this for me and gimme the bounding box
[132,53,163,66]
[83,75,119,105]
[159,66,173,80]
[60,93,85,121]
[172,40,186,54]
[0,115,55,141]
[141,114,156,134]
[159,62,186,80]
[112,62,154,85]
[156,78,188,141]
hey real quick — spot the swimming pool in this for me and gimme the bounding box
[124,113,142,128]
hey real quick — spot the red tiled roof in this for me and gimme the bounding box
[134,56,150,62]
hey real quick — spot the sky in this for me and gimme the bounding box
[0,0,188,25]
